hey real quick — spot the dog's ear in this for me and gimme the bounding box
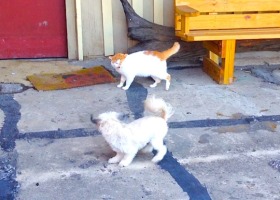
[90,115,100,124]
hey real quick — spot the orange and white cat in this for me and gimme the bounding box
[109,42,180,90]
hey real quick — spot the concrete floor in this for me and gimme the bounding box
[1,52,280,200]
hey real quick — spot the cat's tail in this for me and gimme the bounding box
[160,42,180,60]
[144,95,174,121]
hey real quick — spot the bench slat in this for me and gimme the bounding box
[188,13,280,31]
[176,5,200,16]
[175,0,280,12]
[183,28,280,41]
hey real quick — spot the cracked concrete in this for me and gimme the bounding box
[1,51,280,200]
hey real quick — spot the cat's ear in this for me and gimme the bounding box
[109,56,112,60]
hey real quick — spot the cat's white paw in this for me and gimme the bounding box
[117,84,123,88]
[122,86,129,90]
[119,161,129,167]
[108,158,119,164]
[150,83,157,88]
[165,84,170,90]
[119,159,132,167]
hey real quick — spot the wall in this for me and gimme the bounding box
[66,0,174,60]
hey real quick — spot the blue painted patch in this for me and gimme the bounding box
[0,180,17,200]
[19,128,100,140]
[0,151,19,200]
[125,81,147,119]
[0,95,20,200]
[159,151,211,200]
[0,95,21,151]
[169,115,280,129]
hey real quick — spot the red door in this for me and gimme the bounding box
[0,1,68,59]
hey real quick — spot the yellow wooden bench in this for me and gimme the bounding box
[175,0,280,84]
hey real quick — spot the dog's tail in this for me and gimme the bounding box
[144,95,174,121]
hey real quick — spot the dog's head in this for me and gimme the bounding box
[91,112,128,129]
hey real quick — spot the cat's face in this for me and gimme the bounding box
[109,53,127,69]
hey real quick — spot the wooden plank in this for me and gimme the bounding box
[203,56,223,84]
[175,31,185,38]
[65,0,77,59]
[143,0,153,22]
[163,0,175,26]
[129,0,143,47]
[175,14,181,31]
[102,0,114,56]
[115,0,133,52]
[154,0,164,25]
[181,15,190,34]
[188,13,280,30]
[175,0,280,13]
[175,0,190,6]
[132,0,143,17]
[76,0,84,60]
[176,6,200,16]
[184,28,280,41]
[82,0,104,57]
[203,41,221,57]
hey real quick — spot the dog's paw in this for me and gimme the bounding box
[151,146,167,163]
[151,157,163,163]
[119,157,134,167]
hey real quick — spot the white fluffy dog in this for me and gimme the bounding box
[91,95,173,167]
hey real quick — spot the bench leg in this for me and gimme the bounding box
[203,40,236,84]
[221,40,236,84]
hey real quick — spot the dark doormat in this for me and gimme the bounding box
[27,66,116,91]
